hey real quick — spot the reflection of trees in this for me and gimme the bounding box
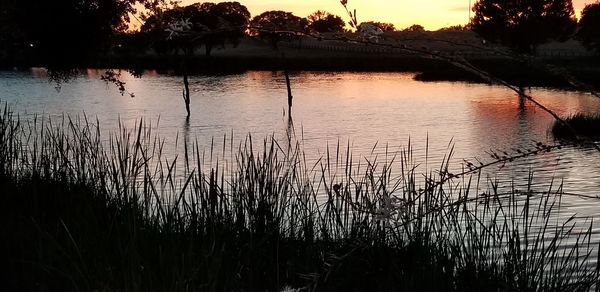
[469,91,563,185]
[472,93,541,151]
[284,113,295,155]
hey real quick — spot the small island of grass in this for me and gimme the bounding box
[551,113,600,140]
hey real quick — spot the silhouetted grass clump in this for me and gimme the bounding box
[552,113,600,140]
[1,102,599,291]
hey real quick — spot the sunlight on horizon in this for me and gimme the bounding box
[170,0,593,30]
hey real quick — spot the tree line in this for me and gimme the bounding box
[0,0,393,63]
[1,0,600,66]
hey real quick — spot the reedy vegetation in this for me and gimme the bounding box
[0,103,599,291]
[552,113,600,140]
[1,0,599,290]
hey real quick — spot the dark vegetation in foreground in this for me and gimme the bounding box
[552,113,600,140]
[1,104,599,291]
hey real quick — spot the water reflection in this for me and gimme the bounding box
[1,69,600,215]
[183,116,191,146]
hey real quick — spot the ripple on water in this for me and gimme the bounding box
[1,69,600,221]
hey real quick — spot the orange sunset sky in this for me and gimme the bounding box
[159,0,594,31]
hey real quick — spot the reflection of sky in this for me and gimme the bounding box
[174,0,593,30]
[1,69,600,217]
[3,68,600,251]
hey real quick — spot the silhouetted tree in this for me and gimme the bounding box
[404,24,425,32]
[0,0,21,61]
[141,2,250,118]
[307,10,346,33]
[0,0,161,66]
[577,2,600,53]
[189,2,250,54]
[250,11,308,48]
[357,21,396,32]
[471,0,577,54]
[141,2,250,56]
[437,24,469,32]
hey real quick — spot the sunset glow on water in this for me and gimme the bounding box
[3,0,600,288]
[2,70,599,203]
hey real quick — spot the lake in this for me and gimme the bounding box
[1,68,600,221]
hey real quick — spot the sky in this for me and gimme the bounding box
[175,0,594,30]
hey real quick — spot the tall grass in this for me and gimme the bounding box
[1,103,599,291]
[552,113,600,141]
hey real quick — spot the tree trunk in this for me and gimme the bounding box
[183,70,190,118]
[284,70,293,114]
[181,49,191,119]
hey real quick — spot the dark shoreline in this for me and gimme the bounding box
[1,101,598,291]
[2,51,599,91]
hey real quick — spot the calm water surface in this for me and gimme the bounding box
[1,69,600,220]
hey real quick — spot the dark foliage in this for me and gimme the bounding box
[437,25,470,32]
[470,0,577,54]
[0,102,598,291]
[141,1,250,56]
[577,2,600,53]
[552,113,600,140]
[307,10,346,33]
[0,0,154,66]
[404,24,425,32]
[250,11,309,48]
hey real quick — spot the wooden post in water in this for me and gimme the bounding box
[183,72,190,118]
[284,70,295,152]
[284,70,293,114]
[181,48,192,119]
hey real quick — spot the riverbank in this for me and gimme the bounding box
[1,102,598,291]
[107,54,600,90]
[2,35,599,90]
